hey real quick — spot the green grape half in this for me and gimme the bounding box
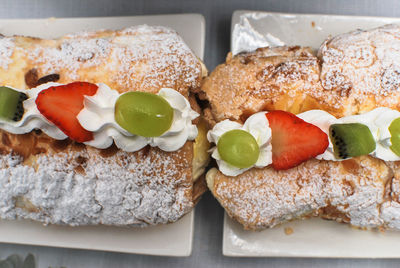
[389,117,400,156]
[217,129,260,169]
[115,92,174,137]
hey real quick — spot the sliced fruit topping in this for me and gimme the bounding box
[266,110,329,170]
[115,91,174,137]
[217,129,260,169]
[35,82,98,143]
[389,118,400,156]
[0,86,28,122]
[329,123,375,159]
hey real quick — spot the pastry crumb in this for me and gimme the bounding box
[284,227,294,235]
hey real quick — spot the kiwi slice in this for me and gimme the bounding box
[0,86,28,122]
[329,123,376,159]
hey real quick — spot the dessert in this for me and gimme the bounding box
[202,24,400,230]
[0,25,209,227]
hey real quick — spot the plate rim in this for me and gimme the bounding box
[223,213,400,258]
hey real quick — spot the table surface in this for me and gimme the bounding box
[1,0,400,267]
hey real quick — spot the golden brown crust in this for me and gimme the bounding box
[2,26,202,96]
[208,157,393,230]
[201,46,339,126]
[0,128,199,226]
[318,24,400,116]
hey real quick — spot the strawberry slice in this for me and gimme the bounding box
[266,110,329,170]
[35,82,98,143]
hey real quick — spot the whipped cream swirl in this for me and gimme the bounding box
[0,82,198,153]
[299,108,400,161]
[208,112,272,176]
[209,108,400,176]
[0,83,67,140]
[77,85,199,152]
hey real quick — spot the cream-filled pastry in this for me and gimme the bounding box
[0,25,209,227]
[202,24,400,231]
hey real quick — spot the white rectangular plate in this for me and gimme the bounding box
[0,13,205,256]
[224,10,400,258]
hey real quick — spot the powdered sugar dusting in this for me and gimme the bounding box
[212,157,394,230]
[0,37,15,70]
[319,24,400,113]
[201,46,325,123]
[29,37,112,80]
[22,25,200,95]
[215,160,327,229]
[0,144,193,226]
[111,25,200,93]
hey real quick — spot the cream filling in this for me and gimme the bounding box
[209,108,400,176]
[0,83,199,153]
[207,112,272,176]
[299,108,400,161]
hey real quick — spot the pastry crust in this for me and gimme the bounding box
[201,46,333,126]
[0,25,209,226]
[1,26,201,96]
[207,157,392,230]
[319,24,400,116]
[203,24,400,230]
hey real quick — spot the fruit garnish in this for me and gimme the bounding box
[115,91,174,137]
[389,118,400,156]
[217,129,260,169]
[35,82,98,143]
[266,110,329,170]
[0,87,27,122]
[329,123,375,159]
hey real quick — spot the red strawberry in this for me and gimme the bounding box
[35,82,98,143]
[265,110,329,170]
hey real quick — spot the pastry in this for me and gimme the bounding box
[200,46,331,126]
[0,25,209,227]
[202,24,400,230]
[319,24,400,116]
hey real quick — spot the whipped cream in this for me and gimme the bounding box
[0,82,198,153]
[0,83,67,140]
[78,86,199,152]
[299,108,400,161]
[208,112,272,176]
[209,108,400,176]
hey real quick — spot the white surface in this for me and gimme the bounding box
[0,213,194,256]
[224,10,400,258]
[0,13,205,257]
